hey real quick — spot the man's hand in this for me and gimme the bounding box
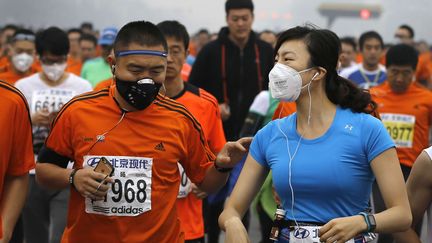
[191,183,208,199]
[31,110,51,126]
[215,137,253,169]
[219,103,231,121]
[72,168,114,201]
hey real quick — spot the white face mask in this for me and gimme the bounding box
[12,53,34,72]
[269,63,318,102]
[42,63,67,82]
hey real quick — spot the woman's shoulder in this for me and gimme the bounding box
[338,107,383,129]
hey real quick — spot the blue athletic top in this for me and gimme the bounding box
[339,64,387,89]
[250,106,394,223]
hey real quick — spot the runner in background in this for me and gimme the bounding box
[0,80,35,243]
[15,26,92,243]
[189,2,273,240]
[158,20,226,243]
[79,33,98,63]
[394,24,432,87]
[35,20,250,243]
[0,24,18,69]
[340,31,386,89]
[258,30,277,48]
[81,27,117,87]
[0,29,39,84]
[370,43,432,243]
[66,28,83,76]
[338,37,357,73]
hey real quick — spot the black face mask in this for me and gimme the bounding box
[115,77,162,110]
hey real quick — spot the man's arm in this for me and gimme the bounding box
[198,138,252,193]
[1,174,29,242]
[394,151,432,242]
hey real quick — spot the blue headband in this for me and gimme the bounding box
[115,50,167,58]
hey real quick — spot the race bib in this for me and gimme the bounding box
[83,155,152,217]
[177,163,191,199]
[31,89,76,113]
[278,226,354,243]
[381,113,415,148]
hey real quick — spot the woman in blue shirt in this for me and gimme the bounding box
[219,26,411,243]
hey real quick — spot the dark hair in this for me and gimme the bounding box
[225,0,254,14]
[114,20,168,52]
[274,26,376,114]
[359,31,383,51]
[399,24,414,38]
[340,36,356,51]
[80,22,93,30]
[386,44,419,70]
[36,27,69,56]
[1,24,19,33]
[67,28,82,36]
[197,29,210,36]
[79,33,97,47]
[157,20,190,50]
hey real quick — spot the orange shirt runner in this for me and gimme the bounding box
[0,81,35,239]
[93,78,113,91]
[40,86,216,243]
[0,63,39,84]
[370,82,432,167]
[66,56,83,76]
[173,82,226,240]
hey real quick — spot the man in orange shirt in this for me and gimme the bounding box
[0,29,39,84]
[66,29,83,76]
[0,80,35,242]
[35,20,250,243]
[370,43,432,243]
[157,20,226,243]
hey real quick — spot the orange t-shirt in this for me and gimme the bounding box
[181,63,192,82]
[0,64,39,84]
[416,52,432,83]
[173,82,226,240]
[370,82,432,167]
[66,56,83,76]
[272,102,297,120]
[93,78,113,91]
[43,87,215,243]
[0,81,35,239]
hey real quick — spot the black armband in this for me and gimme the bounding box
[37,145,71,168]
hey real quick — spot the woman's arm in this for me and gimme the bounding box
[218,154,269,243]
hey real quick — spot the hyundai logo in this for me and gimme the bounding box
[86,157,101,167]
[293,227,310,239]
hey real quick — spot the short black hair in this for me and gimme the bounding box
[398,24,415,39]
[340,37,356,51]
[12,29,35,43]
[225,0,254,14]
[36,27,70,56]
[359,31,384,51]
[157,20,189,50]
[197,29,210,36]
[79,33,97,47]
[386,44,419,70]
[1,24,19,33]
[67,28,82,36]
[114,20,168,53]
[80,22,93,30]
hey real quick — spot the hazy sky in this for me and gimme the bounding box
[1,0,431,43]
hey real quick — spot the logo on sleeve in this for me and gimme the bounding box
[154,142,165,151]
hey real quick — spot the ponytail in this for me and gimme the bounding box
[325,70,376,114]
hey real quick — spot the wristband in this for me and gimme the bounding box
[69,168,81,189]
[359,212,376,232]
[214,162,233,173]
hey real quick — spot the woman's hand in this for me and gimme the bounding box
[224,217,250,243]
[319,215,368,243]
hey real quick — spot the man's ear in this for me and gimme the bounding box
[108,55,116,74]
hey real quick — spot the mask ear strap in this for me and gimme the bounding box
[312,72,319,80]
